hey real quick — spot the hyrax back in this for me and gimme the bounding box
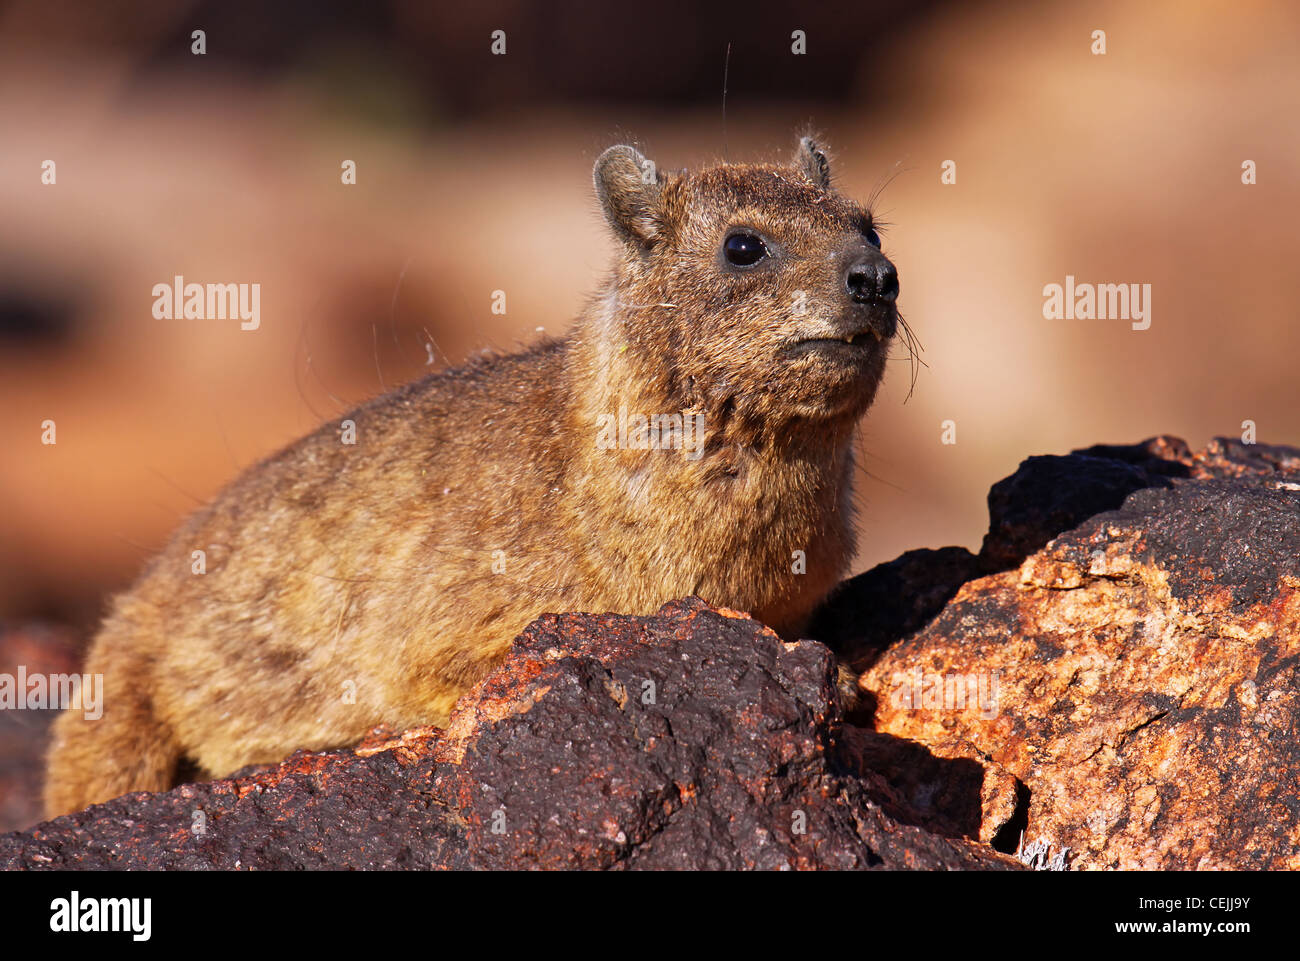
[45,136,900,816]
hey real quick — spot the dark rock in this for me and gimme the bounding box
[808,546,981,672]
[1070,435,1194,478]
[978,451,1174,573]
[0,600,1016,870]
[832,727,986,840]
[1190,436,1300,479]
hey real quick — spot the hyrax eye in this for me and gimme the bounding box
[865,227,882,248]
[723,232,768,267]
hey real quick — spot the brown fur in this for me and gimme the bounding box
[45,137,899,816]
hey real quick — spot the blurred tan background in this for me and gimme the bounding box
[2,0,1299,635]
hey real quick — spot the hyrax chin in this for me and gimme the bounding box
[45,135,901,816]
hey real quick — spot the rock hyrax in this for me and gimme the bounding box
[45,136,901,815]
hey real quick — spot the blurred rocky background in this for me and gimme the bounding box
[1,0,1298,832]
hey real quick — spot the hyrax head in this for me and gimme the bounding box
[594,136,899,425]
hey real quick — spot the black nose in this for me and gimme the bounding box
[845,256,899,305]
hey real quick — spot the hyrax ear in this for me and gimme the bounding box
[594,145,669,249]
[795,136,832,189]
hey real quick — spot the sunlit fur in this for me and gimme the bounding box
[44,138,896,816]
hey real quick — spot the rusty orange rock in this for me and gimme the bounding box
[852,437,1300,869]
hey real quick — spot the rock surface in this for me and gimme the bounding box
[846,436,1300,869]
[3,434,1296,870]
[0,599,1015,870]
